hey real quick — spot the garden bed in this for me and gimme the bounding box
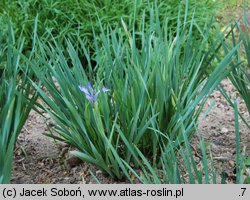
[11,79,250,184]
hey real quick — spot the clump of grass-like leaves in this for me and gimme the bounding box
[0,23,38,184]
[91,102,248,184]
[30,5,239,180]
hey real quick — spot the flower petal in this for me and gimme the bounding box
[85,93,94,103]
[88,81,94,95]
[79,85,90,95]
[102,87,110,92]
[93,91,100,103]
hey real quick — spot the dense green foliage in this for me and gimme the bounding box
[0,0,220,47]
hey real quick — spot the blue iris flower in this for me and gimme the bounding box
[79,82,110,103]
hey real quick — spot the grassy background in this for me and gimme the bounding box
[0,0,220,48]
